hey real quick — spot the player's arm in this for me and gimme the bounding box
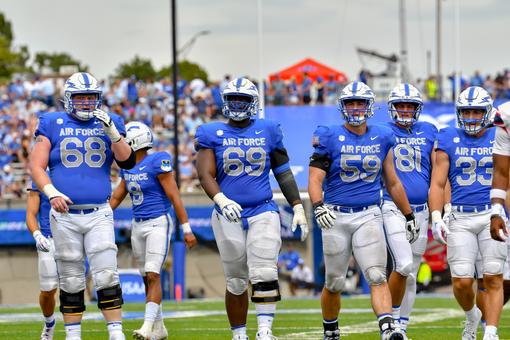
[308,154,336,229]
[428,150,451,244]
[109,178,128,210]
[271,147,308,241]
[490,129,510,241]
[158,171,197,248]
[30,135,73,212]
[382,150,412,216]
[26,190,51,252]
[196,148,242,223]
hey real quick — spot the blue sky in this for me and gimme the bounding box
[3,0,508,81]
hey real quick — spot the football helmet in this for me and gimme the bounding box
[222,78,259,121]
[388,83,423,126]
[63,72,102,121]
[338,81,375,126]
[125,121,153,151]
[456,86,493,135]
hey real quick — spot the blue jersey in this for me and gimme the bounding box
[436,127,495,206]
[312,124,395,207]
[29,180,51,237]
[382,122,438,204]
[35,112,126,206]
[195,119,290,217]
[121,152,173,219]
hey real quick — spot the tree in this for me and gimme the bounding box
[34,52,87,73]
[114,55,156,81]
[158,60,208,83]
[0,35,18,79]
[0,13,13,47]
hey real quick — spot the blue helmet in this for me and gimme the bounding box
[222,78,259,121]
[63,72,102,121]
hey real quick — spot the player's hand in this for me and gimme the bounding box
[490,203,509,242]
[404,212,419,244]
[431,210,449,245]
[43,184,73,213]
[33,230,51,252]
[184,232,198,249]
[442,203,452,225]
[213,192,243,223]
[292,203,309,242]
[313,202,336,230]
[93,109,121,143]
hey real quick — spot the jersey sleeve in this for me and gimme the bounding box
[34,113,50,139]
[269,121,286,150]
[268,121,290,174]
[383,128,396,155]
[152,152,173,175]
[312,126,332,156]
[112,113,126,137]
[194,124,213,150]
[435,128,451,153]
[493,126,510,156]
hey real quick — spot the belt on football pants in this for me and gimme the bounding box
[331,204,378,213]
[68,207,100,215]
[133,214,166,223]
[453,204,491,213]
[411,203,428,213]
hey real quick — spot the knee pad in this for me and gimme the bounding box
[97,284,123,310]
[365,266,387,286]
[93,269,119,290]
[226,277,248,295]
[249,266,278,283]
[251,280,281,303]
[60,275,86,294]
[325,275,345,293]
[484,261,504,276]
[395,261,413,277]
[59,289,85,314]
[450,261,474,278]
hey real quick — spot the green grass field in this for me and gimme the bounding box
[0,296,508,339]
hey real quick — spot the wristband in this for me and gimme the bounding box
[181,222,192,234]
[32,230,42,239]
[490,203,506,219]
[42,184,62,199]
[431,210,442,223]
[490,188,507,200]
[404,212,415,222]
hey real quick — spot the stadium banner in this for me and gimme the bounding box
[265,100,508,189]
[0,204,302,246]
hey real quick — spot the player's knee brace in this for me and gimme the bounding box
[226,278,248,295]
[484,260,504,276]
[97,284,123,310]
[93,269,119,290]
[251,280,281,303]
[325,276,345,293]
[364,266,387,285]
[60,276,86,294]
[450,261,473,278]
[59,289,85,314]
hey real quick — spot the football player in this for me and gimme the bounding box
[430,87,507,340]
[26,177,58,340]
[308,81,414,340]
[195,78,308,340]
[30,72,136,340]
[110,121,197,340]
[381,84,437,337]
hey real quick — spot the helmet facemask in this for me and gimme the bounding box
[457,108,490,135]
[389,100,422,127]
[222,93,258,121]
[339,98,374,126]
[64,92,102,121]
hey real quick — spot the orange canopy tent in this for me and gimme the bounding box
[269,58,348,84]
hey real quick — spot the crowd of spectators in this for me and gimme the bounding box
[1,68,509,199]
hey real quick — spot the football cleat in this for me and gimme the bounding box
[232,334,249,340]
[132,325,155,340]
[152,321,168,340]
[381,328,405,340]
[462,307,482,340]
[483,334,499,340]
[255,327,277,340]
[40,322,55,340]
[323,329,341,340]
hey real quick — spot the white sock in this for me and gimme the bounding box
[465,306,479,321]
[65,322,81,338]
[255,302,276,330]
[399,317,409,332]
[155,304,163,322]
[485,325,497,335]
[231,324,247,337]
[144,301,159,324]
[107,321,123,336]
[44,314,55,327]
[392,305,401,323]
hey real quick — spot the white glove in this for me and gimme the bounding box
[405,213,419,244]
[491,203,509,241]
[443,203,452,225]
[313,202,336,229]
[292,204,309,241]
[33,230,51,252]
[93,109,121,143]
[431,210,450,245]
[213,192,243,223]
